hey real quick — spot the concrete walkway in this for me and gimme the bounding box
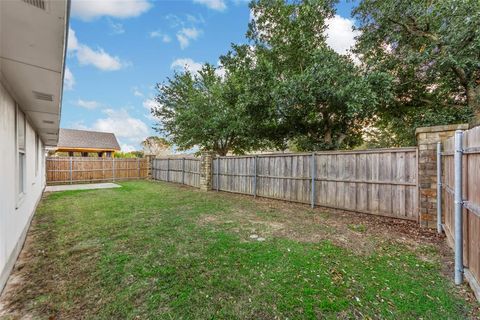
[45,183,121,192]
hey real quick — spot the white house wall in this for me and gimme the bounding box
[0,81,46,292]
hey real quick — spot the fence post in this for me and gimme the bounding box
[153,158,156,180]
[216,157,220,192]
[112,157,115,182]
[454,130,464,285]
[167,158,170,182]
[69,157,73,184]
[437,142,443,234]
[102,158,105,181]
[311,152,315,208]
[253,156,257,198]
[182,158,186,185]
[199,152,213,191]
[137,158,140,178]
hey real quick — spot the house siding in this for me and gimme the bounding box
[0,81,46,293]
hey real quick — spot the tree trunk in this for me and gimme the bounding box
[466,85,480,126]
[216,149,228,157]
[324,128,332,145]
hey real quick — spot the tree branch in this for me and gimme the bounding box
[386,18,439,42]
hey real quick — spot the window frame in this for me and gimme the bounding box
[16,105,27,207]
[35,132,39,177]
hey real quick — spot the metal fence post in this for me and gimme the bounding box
[69,157,73,184]
[182,158,186,185]
[167,158,170,182]
[112,157,115,182]
[454,130,464,285]
[311,152,315,208]
[437,142,443,234]
[253,156,257,198]
[216,157,220,191]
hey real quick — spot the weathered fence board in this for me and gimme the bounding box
[46,157,148,185]
[152,158,200,188]
[442,126,480,290]
[211,148,418,220]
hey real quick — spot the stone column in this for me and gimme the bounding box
[415,124,469,228]
[144,154,155,179]
[199,152,213,191]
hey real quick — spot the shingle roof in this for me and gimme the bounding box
[57,128,121,150]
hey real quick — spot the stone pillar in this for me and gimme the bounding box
[199,152,213,191]
[144,154,155,179]
[416,124,469,228]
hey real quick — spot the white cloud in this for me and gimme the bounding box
[215,60,226,79]
[143,98,157,110]
[121,144,136,152]
[108,19,125,34]
[186,14,205,24]
[149,30,171,43]
[64,67,75,90]
[70,120,89,130]
[69,28,126,71]
[324,15,360,55]
[171,58,203,74]
[76,45,124,71]
[67,28,79,52]
[71,0,152,21]
[193,0,226,11]
[76,99,100,109]
[92,108,150,146]
[133,87,144,97]
[176,27,201,49]
[69,109,151,151]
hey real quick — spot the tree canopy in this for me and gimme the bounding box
[141,136,171,156]
[223,0,380,151]
[353,0,479,145]
[151,0,479,153]
[152,64,262,156]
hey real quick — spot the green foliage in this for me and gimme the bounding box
[227,0,380,150]
[153,64,263,156]
[114,151,143,158]
[354,0,479,145]
[152,0,479,150]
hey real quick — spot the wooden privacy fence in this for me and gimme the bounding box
[441,126,480,292]
[153,148,419,221]
[46,157,149,185]
[212,148,418,220]
[151,158,200,188]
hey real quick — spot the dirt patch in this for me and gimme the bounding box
[196,191,480,317]
[197,193,442,256]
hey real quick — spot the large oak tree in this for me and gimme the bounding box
[353,0,478,145]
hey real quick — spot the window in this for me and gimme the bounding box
[17,106,26,197]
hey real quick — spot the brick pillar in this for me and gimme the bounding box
[145,154,155,179]
[416,124,469,228]
[199,152,213,191]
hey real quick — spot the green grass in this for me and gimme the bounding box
[7,181,473,319]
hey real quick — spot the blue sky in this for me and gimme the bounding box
[62,0,358,152]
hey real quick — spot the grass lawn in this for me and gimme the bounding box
[0,180,477,319]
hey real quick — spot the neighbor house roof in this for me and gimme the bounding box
[57,129,121,151]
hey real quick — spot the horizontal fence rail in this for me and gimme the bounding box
[212,148,419,221]
[151,157,200,188]
[46,157,149,185]
[441,126,480,291]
